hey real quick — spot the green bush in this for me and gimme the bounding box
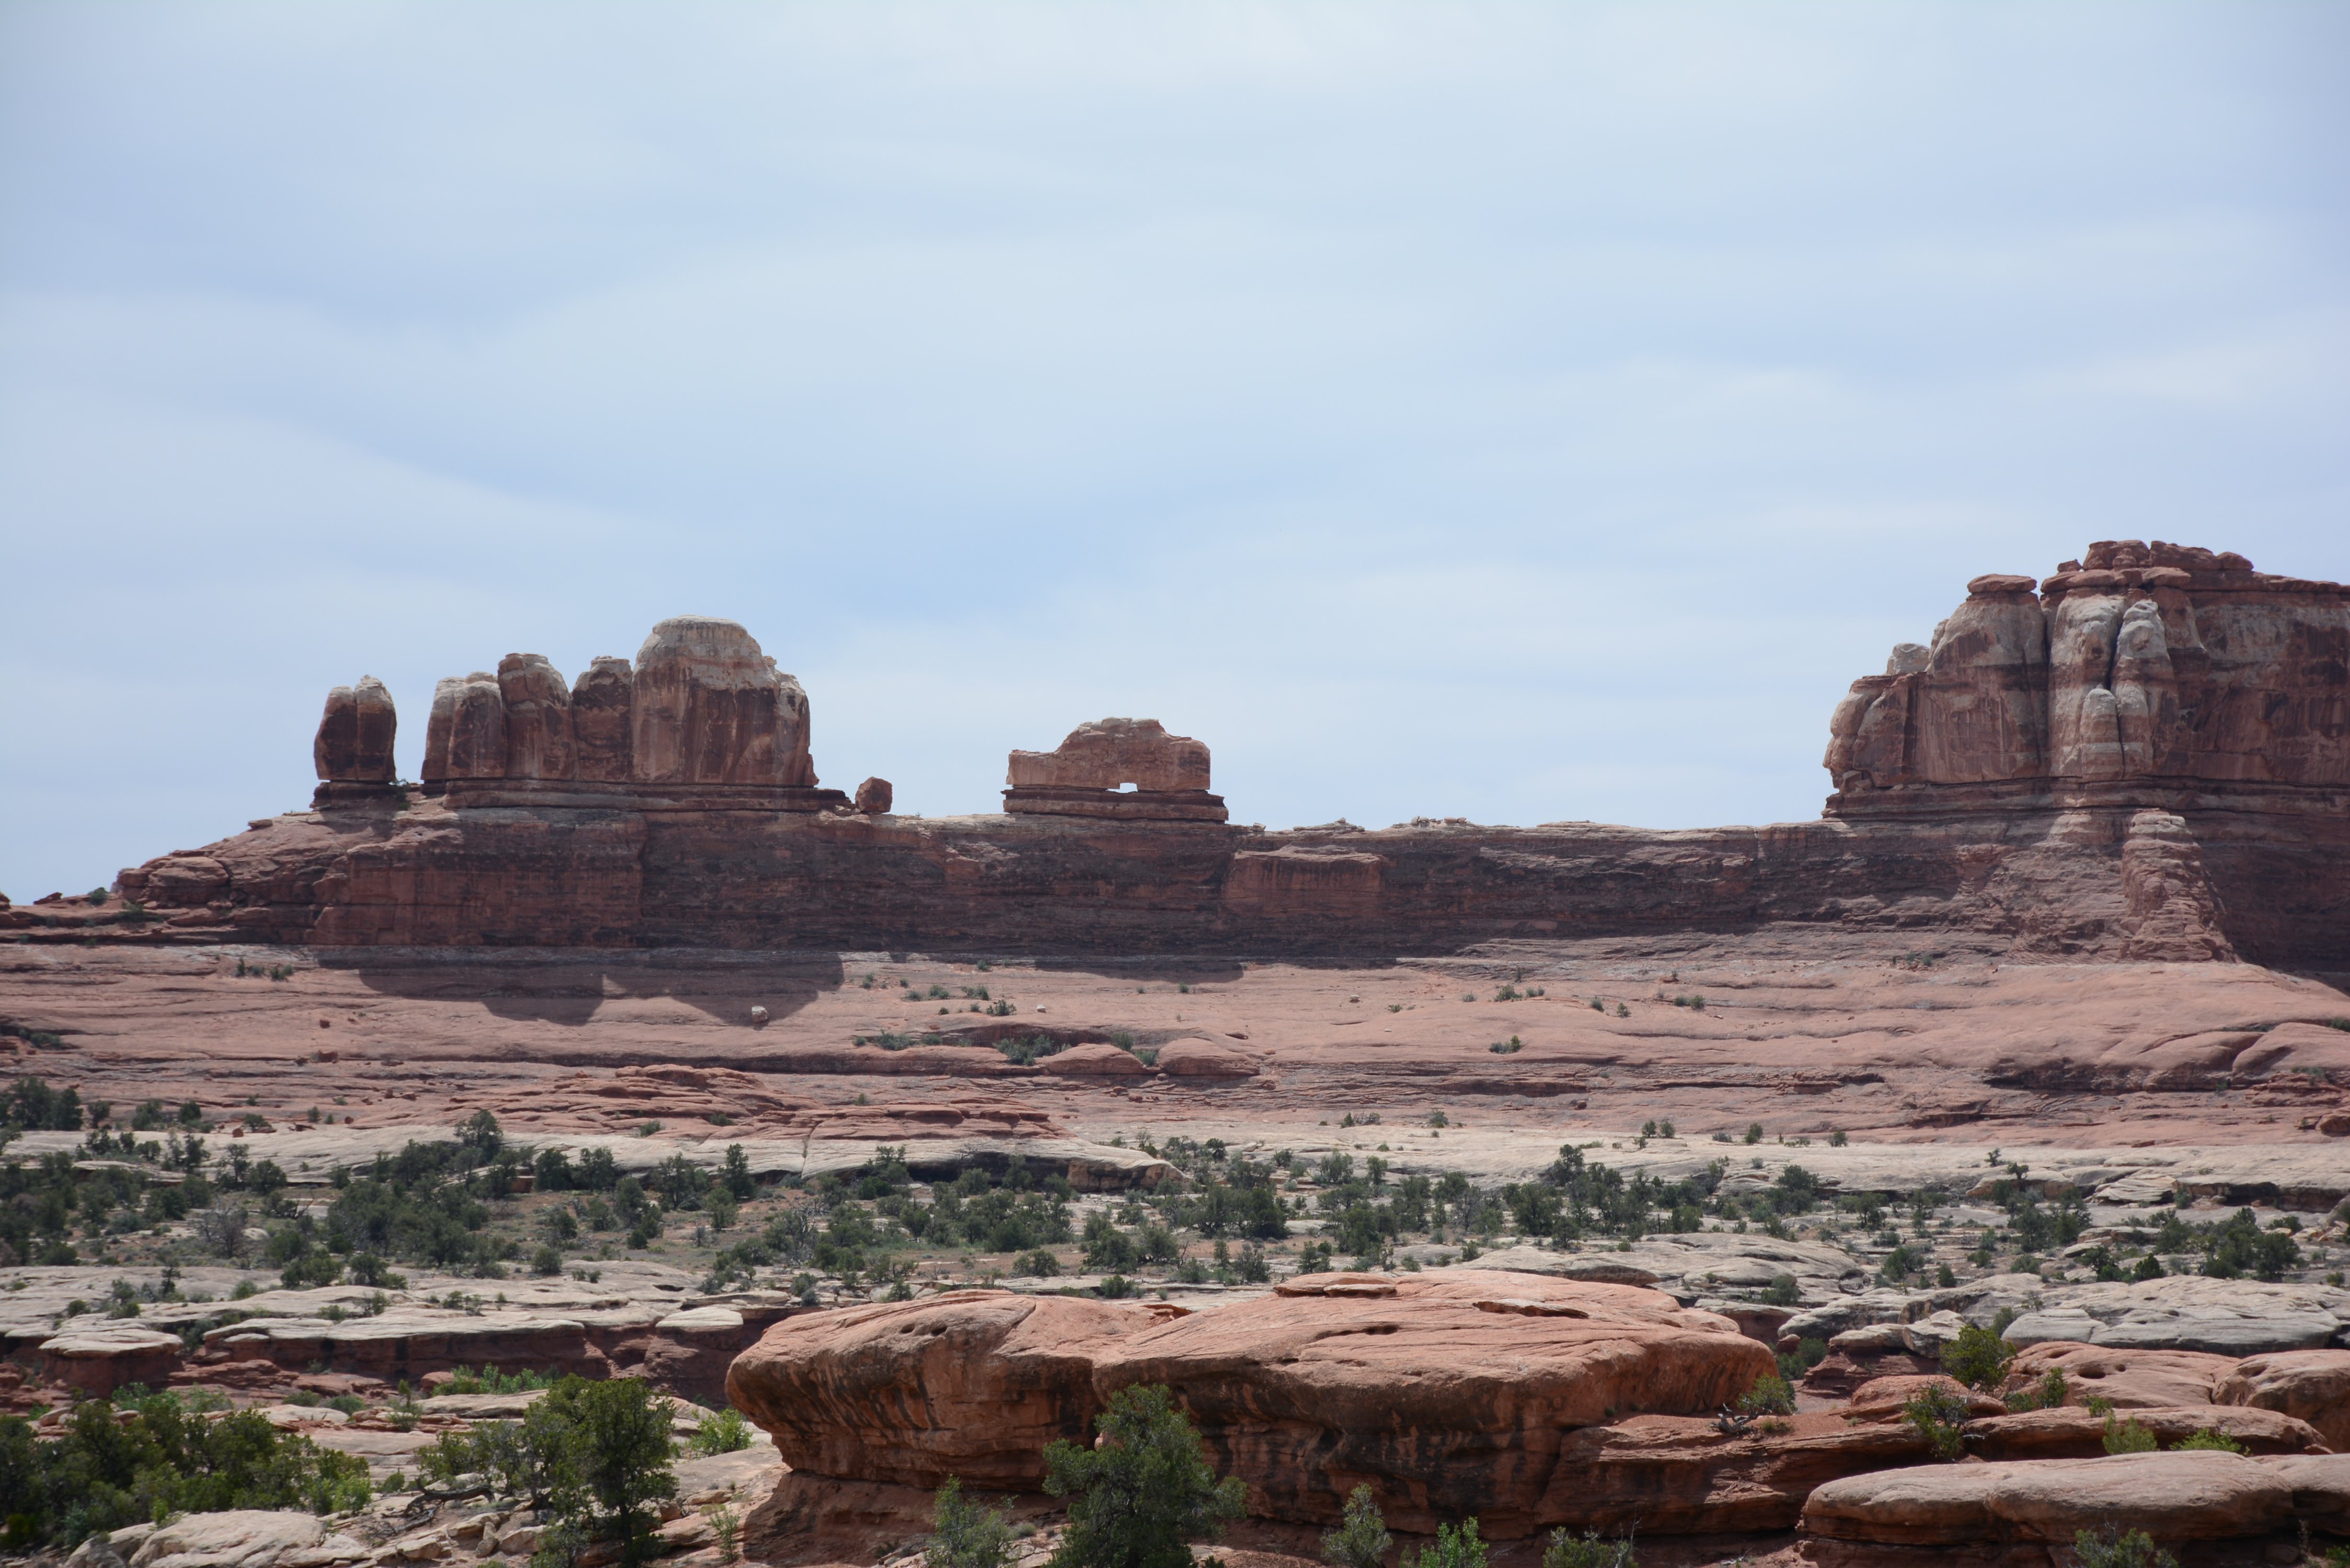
[1043,1385,1243,1568]
[1409,1519,1487,1568]
[1736,1373,1794,1417]
[2071,1525,2176,1568]
[1939,1324,2015,1391]
[1900,1385,1969,1462]
[1319,1483,1390,1568]
[1761,1274,1800,1307]
[2172,1427,2244,1454]
[0,1389,369,1549]
[2003,1368,2068,1413]
[2101,1412,2158,1455]
[688,1409,754,1457]
[1542,1527,1637,1568]
[926,1474,1013,1568]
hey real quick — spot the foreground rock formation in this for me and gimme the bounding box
[727,1271,1773,1538]
[30,541,2324,968]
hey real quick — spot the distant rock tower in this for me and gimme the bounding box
[311,677,399,803]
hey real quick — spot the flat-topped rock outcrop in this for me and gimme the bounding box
[1004,717,1228,822]
[727,1270,1772,1538]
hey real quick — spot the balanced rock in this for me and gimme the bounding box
[311,676,397,782]
[855,777,893,814]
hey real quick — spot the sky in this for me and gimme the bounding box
[3,3,2346,899]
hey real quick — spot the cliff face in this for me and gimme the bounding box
[1825,541,2348,804]
[86,547,2347,970]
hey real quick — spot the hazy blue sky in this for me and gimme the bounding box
[3,4,2345,898]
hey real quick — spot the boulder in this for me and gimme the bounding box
[1151,1039,1259,1078]
[1801,1451,2294,1547]
[1040,1043,1149,1077]
[128,1511,367,1568]
[1087,1270,1774,1536]
[2001,1341,2233,1409]
[570,656,636,781]
[631,617,813,787]
[854,777,893,814]
[723,1291,1157,1491]
[499,653,575,781]
[312,676,397,783]
[2217,1348,2350,1451]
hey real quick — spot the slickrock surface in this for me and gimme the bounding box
[5,942,2348,1149]
[1801,1450,2302,1546]
[2216,1348,2350,1451]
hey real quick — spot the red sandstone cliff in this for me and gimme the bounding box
[73,545,2344,969]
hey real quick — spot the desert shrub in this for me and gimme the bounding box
[2199,1208,2300,1281]
[2172,1427,2244,1454]
[1940,1324,2015,1391]
[1761,1274,1800,1306]
[1319,1483,1391,1568]
[2071,1525,2176,1568]
[2003,1368,2068,1413]
[1043,1384,1244,1568]
[688,1408,754,1456]
[1409,1519,1487,1568]
[1900,1385,1970,1462]
[1776,1336,1827,1383]
[2101,1411,2157,1455]
[1736,1373,1794,1416]
[0,1390,368,1549]
[1543,1528,1637,1568]
[926,1474,1014,1568]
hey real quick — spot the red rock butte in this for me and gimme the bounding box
[58,545,2345,970]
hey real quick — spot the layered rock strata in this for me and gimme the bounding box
[100,546,2347,967]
